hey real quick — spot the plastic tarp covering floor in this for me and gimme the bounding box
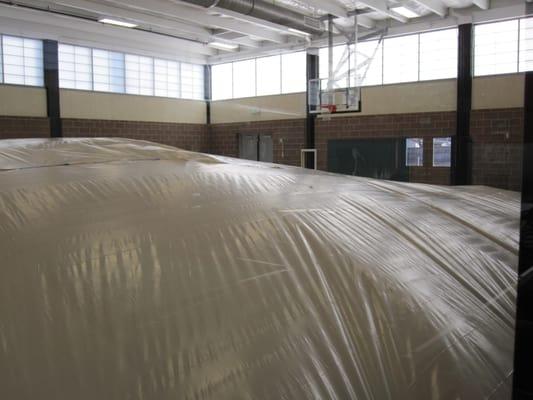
[0,138,518,400]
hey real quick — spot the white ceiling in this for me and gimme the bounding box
[0,0,528,64]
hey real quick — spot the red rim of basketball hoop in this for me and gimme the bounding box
[321,104,337,113]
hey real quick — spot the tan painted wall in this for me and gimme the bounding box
[0,85,47,117]
[60,90,206,124]
[1,74,525,125]
[360,80,457,115]
[210,81,456,123]
[472,74,525,110]
[210,75,526,123]
[210,93,306,124]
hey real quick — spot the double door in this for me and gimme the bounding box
[239,134,273,163]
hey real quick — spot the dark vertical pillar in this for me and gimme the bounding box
[43,40,62,138]
[204,64,211,125]
[305,51,319,168]
[451,24,472,185]
[513,71,533,400]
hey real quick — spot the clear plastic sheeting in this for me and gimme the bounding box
[0,138,518,400]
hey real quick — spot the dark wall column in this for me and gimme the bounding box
[204,64,212,125]
[43,40,62,138]
[513,71,533,400]
[305,50,319,168]
[451,23,472,185]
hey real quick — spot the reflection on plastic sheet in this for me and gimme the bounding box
[0,138,518,399]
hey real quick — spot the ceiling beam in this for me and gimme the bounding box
[473,0,490,10]
[356,0,408,23]
[207,7,312,39]
[47,0,259,48]
[354,14,377,29]
[49,0,212,38]
[212,32,262,48]
[0,3,213,61]
[209,0,525,63]
[412,0,448,17]
[303,0,348,18]
[107,0,288,43]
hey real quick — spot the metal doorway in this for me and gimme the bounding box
[239,134,273,162]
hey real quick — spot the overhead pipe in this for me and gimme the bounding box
[180,0,323,35]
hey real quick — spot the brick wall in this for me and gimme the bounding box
[0,110,524,190]
[315,112,457,185]
[62,119,209,153]
[470,108,524,191]
[0,116,50,139]
[209,119,306,167]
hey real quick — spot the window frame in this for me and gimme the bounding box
[473,18,520,77]
[210,50,307,101]
[432,137,452,168]
[0,34,44,87]
[56,42,205,101]
[58,43,94,91]
[405,138,424,167]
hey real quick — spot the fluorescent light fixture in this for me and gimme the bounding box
[288,28,311,36]
[392,6,419,18]
[98,18,138,28]
[208,41,239,51]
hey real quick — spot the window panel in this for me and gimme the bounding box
[212,63,233,100]
[126,54,154,96]
[433,137,452,167]
[352,40,383,87]
[191,64,204,100]
[3,36,24,56]
[4,71,24,85]
[420,29,458,81]
[0,37,2,84]
[233,59,255,98]
[281,51,306,93]
[58,44,205,98]
[180,63,204,100]
[256,55,281,96]
[2,35,43,86]
[319,45,351,88]
[154,59,180,98]
[3,55,23,66]
[59,44,92,90]
[93,49,125,93]
[383,35,418,84]
[520,17,533,72]
[24,75,42,86]
[474,20,519,76]
[92,49,125,93]
[406,138,423,167]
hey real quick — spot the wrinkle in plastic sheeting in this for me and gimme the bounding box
[0,138,518,400]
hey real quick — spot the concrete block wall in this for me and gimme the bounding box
[470,108,524,191]
[62,119,209,153]
[0,75,526,190]
[209,119,306,167]
[0,116,50,139]
[315,112,457,185]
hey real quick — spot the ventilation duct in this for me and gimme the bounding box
[182,0,323,34]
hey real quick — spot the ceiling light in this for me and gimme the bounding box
[288,28,311,36]
[98,18,138,28]
[208,41,239,51]
[392,6,419,19]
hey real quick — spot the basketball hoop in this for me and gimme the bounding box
[322,104,337,114]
